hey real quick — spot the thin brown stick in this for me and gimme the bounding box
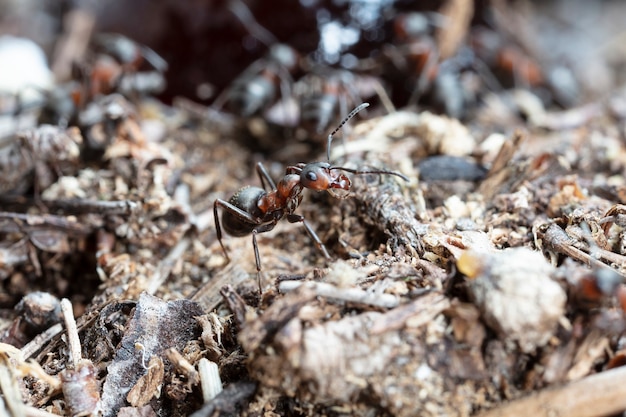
[475,366,626,417]
[278,280,400,309]
[146,237,191,294]
[21,323,64,360]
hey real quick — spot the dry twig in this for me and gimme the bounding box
[476,365,626,417]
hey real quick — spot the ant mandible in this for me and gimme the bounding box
[213,103,409,292]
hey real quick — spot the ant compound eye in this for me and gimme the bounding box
[305,171,317,182]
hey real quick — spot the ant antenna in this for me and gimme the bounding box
[326,102,369,162]
[330,166,409,182]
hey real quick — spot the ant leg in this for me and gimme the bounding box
[251,229,263,293]
[369,77,396,114]
[214,195,279,293]
[256,162,277,191]
[209,88,230,112]
[277,65,295,128]
[251,221,279,293]
[469,55,502,93]
[227,0,278,47]
[286,214,331,260]
[407,40,439,107]
[213,199,231,264]
[214,59,267,111]
[214,198,265,263]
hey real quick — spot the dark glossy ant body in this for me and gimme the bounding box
[213,103,408,291]
[297,68,360,136]
[216,43,300,117]
[296,66,395,138]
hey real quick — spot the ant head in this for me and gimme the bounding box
[300,162,352,192]
[299,162,352,198]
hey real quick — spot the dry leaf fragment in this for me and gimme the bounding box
[126,356,164,407]
[461,247,566,352]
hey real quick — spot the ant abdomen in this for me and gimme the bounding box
[221,186,265,237]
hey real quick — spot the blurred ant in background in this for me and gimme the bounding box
[297,69,358,136]
[295,65,393,140]
[86,33,168,99]
[210,1,302,118]
[213,103,408,292]
[375,6,579,118]
[469,26,579,108]
[376,11,481,119]
[214,43,300,118]
[209,1,395,154]
[40,34,167,128]
[470,27,543,90]
[32,33,168,160]
[383,11,442,105]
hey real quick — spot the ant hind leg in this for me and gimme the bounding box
[250,221,279,294]
[213,199,231,264]
[251,229,264,294]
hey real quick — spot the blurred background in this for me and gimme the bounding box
[1,0,625,118]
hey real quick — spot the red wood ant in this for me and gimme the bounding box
[213,103,408,292]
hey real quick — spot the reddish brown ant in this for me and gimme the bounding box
[213,103,408,292]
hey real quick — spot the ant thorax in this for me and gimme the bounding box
[257,174,302,215]
[277,174,301,204]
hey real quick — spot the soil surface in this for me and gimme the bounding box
[2,1,626,416]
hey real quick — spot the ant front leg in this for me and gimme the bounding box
[256,162,277,190]
[286,213,331,260]
[213,197,264,263]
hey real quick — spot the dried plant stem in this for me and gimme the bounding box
[60,298,81,367]
[0,355,24,416]
[21,323,64,360]
[476,365,626,417]
[199,358,223,403]
[279,280,399,309]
